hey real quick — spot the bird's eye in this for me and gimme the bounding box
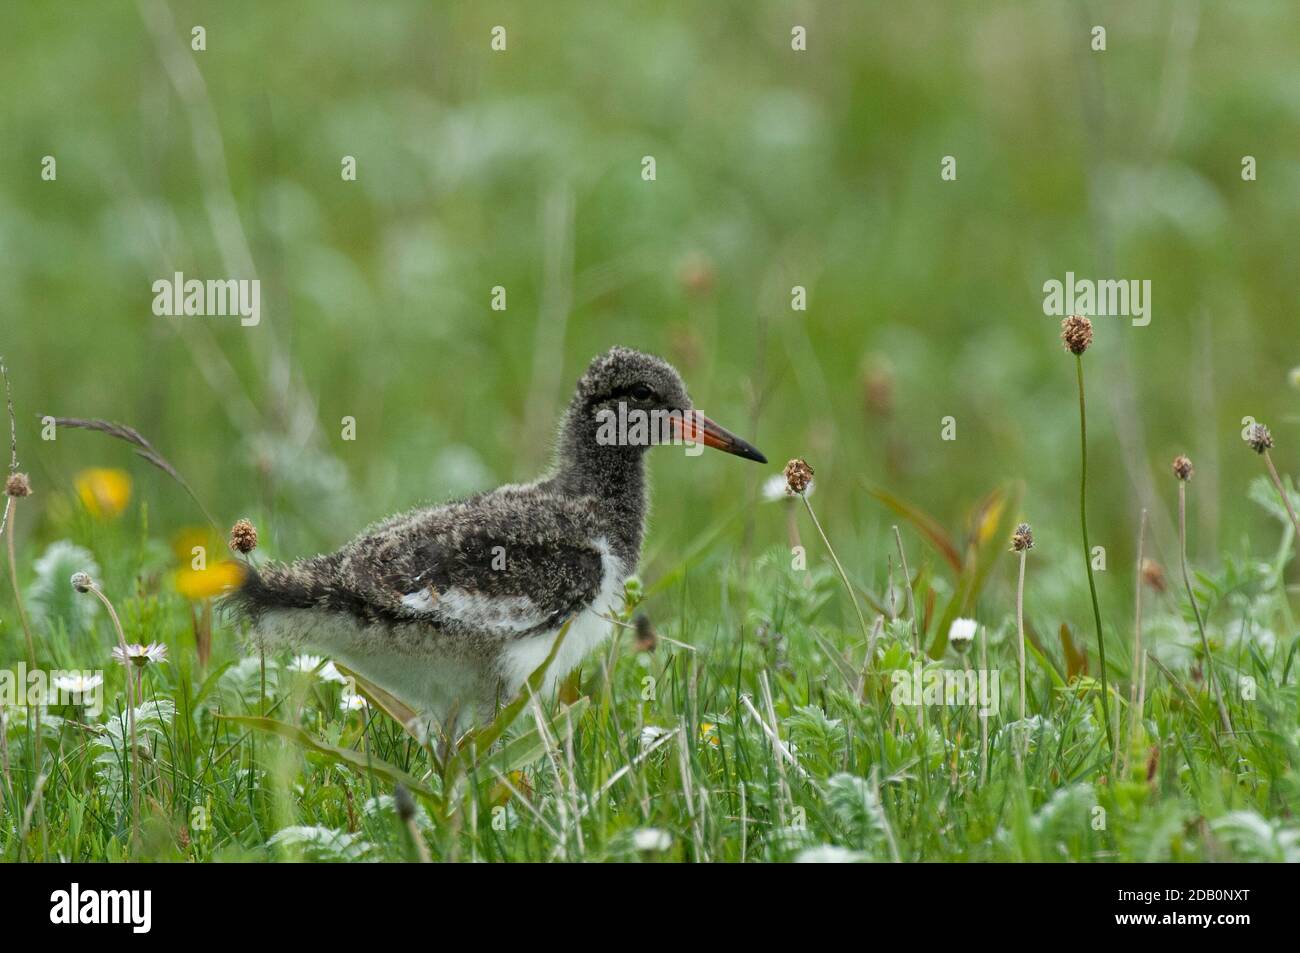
[629,383,655,401]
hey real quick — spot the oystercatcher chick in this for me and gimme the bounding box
[226,347,766,734]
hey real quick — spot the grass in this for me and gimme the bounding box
[2,476,1299,862]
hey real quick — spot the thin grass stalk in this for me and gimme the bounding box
[1137,635,1149,740]
[0,356,18,540]
[676,723,705,861]
[5,505,34,668]
[944,676,959,787]
[892,526,929,795]
[760,671,798,812]
[1123,509,1149,777]
[1015,547,1027,733]
[5,500,43,853]
[16,770,49,847]
[0,706,10,796]
[738,780,748,863]
[498,771,562,843]
[979,625,989,786]
[801,494,872,647]
[563,709,585,858]
[871,767,902,863]
[1178,482,1232,735]
[88,583,140,839]
[1262,449,1300,542]
[1075,354,1115,755]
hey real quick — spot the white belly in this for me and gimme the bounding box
[497,537,626,696]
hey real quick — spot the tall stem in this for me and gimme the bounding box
[5,501,43,854]
[1179,483,1232,735]
[5,503,35,667]
[801,495,872,647]
[90,585,140,839]
[1076,356,1114,755]
[0,705,11,799]
[892,526,928,797]
[800,494,888,747]
[1262,450,1300,542]
[1124,508,1148,778]
[979,625,989,786]
[1016,549,1027,725]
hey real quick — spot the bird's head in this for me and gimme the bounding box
[570,346,767,463]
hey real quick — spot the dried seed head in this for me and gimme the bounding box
[1010,522,1034,553]
[229,518,258,554]
[784,458,814,495]
[1172,455,1193,481]
[1245,423,1274,454]
[1061,314,1093,355]
[633,613,657,652]
[1140,558,1166,593]
[4,472,31,497]
[70,571,94,593]
[393,784,416,823]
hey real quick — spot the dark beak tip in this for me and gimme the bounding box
[728,438,767,464]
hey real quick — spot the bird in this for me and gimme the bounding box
[226,346,767,736]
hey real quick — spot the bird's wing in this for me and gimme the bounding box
[337,496,608,638]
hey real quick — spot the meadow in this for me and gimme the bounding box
[3,1,1300,863]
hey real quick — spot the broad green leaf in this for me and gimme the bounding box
[927,482,1020,656]
[866,485,962,572]
[480,698,590,777]
[333,664,424,745]
[218,714,438,802]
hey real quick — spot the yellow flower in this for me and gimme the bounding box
[174,559,246,600]
[699,722,720,748]
[75,468,132,519]
[489,770,532,807]
[171,526,219,564]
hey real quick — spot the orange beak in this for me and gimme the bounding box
[672,412,768,463]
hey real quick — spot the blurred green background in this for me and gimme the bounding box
[4,0,1300,634]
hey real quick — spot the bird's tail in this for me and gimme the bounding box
[221,555,340,627]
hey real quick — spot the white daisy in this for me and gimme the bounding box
[112,642,169,667]
[288,654,324,674]
[288,654,349,684]
[339,689,369,712]
[639,725,671,751]
[632,827,672,852]
[796,845,866,863]
[318,662,347,684]
[53,673,104,694]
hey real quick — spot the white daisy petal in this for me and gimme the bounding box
[948,618,978,645]
[632,828,672,852]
